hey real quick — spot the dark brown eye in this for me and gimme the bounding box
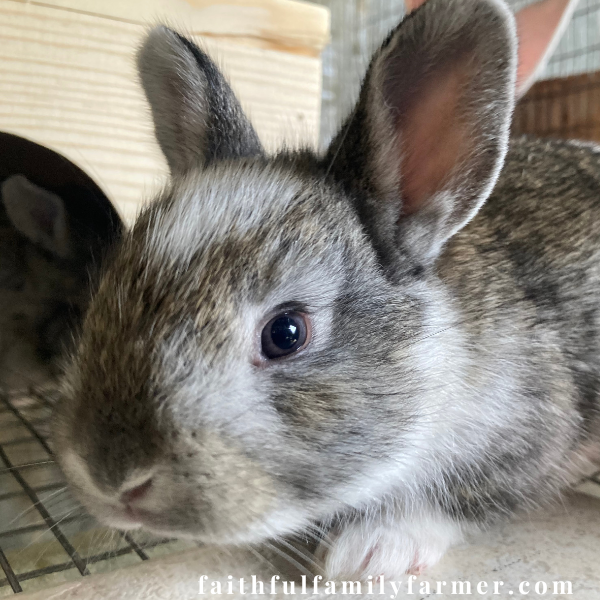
[261,312,310,359]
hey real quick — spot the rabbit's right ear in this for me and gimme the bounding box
[1,175,71,259]
[138,26,263,174]
[326,0,517,280]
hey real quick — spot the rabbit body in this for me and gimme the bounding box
[323,136,600,576]
[300,135,600,577]
[53,0,599,579]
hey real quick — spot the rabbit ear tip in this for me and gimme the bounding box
[2,175,71,258]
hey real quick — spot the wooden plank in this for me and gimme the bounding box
[513,70,600,143]
[0,0,323,223]
[5,0,330,56]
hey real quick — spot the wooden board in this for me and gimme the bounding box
[513,71,600,143]
[10,0,330,56]
[0,0,327,222]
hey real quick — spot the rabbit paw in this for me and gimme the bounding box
[320,514,463,581]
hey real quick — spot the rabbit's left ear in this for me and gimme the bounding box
[138,26,263,175]
[326,0,517,277]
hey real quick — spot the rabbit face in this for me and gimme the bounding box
[54,161,439,541]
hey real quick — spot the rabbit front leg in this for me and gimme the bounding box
[319,509,465,580]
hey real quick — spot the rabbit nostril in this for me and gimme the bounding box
[120,478,153,505]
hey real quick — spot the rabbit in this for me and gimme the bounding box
[0,174,121,391]
[52,0,600,580]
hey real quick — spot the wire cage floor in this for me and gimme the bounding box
[0,389,198,596]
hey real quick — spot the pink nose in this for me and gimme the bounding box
[120,478,153,505]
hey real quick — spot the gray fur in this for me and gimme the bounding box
[53,0,599,578]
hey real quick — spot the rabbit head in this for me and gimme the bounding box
[53,0,516,544]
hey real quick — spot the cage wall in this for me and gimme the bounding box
[317,0,600,146]
[512,0,600,141]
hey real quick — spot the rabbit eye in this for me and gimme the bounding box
[261,312,310,359]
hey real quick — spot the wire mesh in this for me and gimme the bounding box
[313,0,406,147]
[0,389,197,596]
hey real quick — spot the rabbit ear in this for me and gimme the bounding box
[1,175,71,258]
[326,0,517,278]
[515,0,577,97]
[137,26,263,174]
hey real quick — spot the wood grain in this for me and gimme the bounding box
[11,0,330,55]
[513,70,600,143]
[0,0,325,222]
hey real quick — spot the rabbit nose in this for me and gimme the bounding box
[120,477,153,505]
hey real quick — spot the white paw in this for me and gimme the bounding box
[319,514,463,581]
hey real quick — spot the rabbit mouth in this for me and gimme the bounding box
[100,508,144,531]
[106,506,170,533]
[93,502,195,537]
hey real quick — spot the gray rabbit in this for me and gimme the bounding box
[53,0,600,579]
[0,175,121,391]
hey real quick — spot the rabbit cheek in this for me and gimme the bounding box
[178,430,279,541]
